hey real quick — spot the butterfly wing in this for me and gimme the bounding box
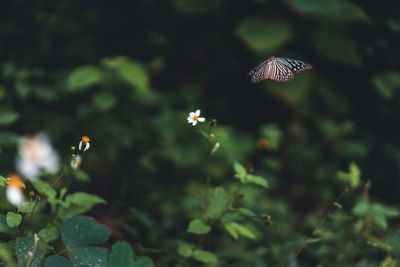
[248,60,272,83]
[276,57,313,73]
[270,60,294,82]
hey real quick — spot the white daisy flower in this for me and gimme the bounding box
[187,109,205,126]
[6,175,25,206]
[15,134,60,179]
[78,136,91,152]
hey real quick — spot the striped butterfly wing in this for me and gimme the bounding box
[276,57,313,73]
[270,59,294,82]
[248,60,271,83]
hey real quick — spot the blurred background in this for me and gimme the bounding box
[1,0,400,266]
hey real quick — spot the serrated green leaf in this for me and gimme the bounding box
[0,215,18,235]
[0,175,7,187]
[187,219,211,234]
[38,227,59,243]
[30,179,56,199]
[44,255,73,267]
[61,216,111,248]
[58,192,106,220]
[133,256,155,267]
[193,249,218,264]
[246,175,269,188]
[68,246,109,267]
[109,241,135,267]
[234,162,247,177]
[15,237,46,267]
[225,222,257,240]
[206,187,228,219]
[6,212,21,228]
[177,242,194,258]
[236,16,291,52]
[67,65,102,91]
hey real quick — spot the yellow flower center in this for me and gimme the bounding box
[7,174,24,190]
[193,115,199,121]
[82,136,91,143]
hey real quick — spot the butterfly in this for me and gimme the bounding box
[247,56,313,83]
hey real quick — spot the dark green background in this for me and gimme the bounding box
[1,0,400,266]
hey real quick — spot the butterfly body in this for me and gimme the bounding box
[248,56,312,83]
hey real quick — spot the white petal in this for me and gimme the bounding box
[198,117,205,122]
[78,140,83,150]
[189,112,195,117]
[188,118,194,123]
[195,109,201,116]
[187,116,193,121]
[192,121,198,126]
[15,157,40,179]
[84,143,90,152]
[7,187,24,206]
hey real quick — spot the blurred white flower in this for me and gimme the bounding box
[187,109,205,126]
[79,136,91,152]
[15,134,60,179]
[71,155,82,169]
[6,174,25,206]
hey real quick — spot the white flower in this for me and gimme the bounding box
[187,109,205,126]
[79,136,91,152]
[15,133,60,179]
[6,175,25,206]
[71,155,82,169]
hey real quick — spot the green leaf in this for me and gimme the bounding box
[38,227,60,243]
[311,26,361,66]
[352,201,369,216]
[68,246,109,267]
[238,208,256,217]
[109,241,135,267]
[224,223,239,240]
[0,215,18,235]
[0,111,19,126]
[72,169,91,183]
[193,249,218,264]
[61,216,111,248]
[246,175,269,188]
[371,203,400,217]
[15,236,46,267]
[259,124,282,151]
[58,192,106,220]
[286,0,367,21]
[187,219,211,234]
[133,256,155,267]
[234,162,247,182]
[44,255,73,267]
[337,162,361,188]
[18,202,36,213]
[236,16,292,52]
[6,212,22,228]
[0,175,7,186]
[67,65,102,91]
[92,91,117,111]
[371,210,388,229]
[31,179,56,199]
[371,72,400,99]
[224,222,257,240]
[177,242,194,258]
[206,187,229,219]
[117,60,150,95]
